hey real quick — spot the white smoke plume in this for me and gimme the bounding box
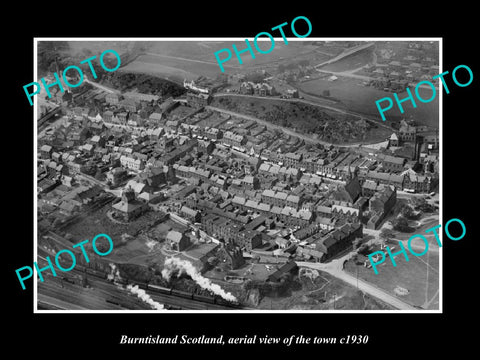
[107,263,122,284]
[127,284,165,310]
[108,263,165,310]
[162,257,237,302]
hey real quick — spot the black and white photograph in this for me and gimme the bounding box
[32,39,441,312]
[6,6,477,355]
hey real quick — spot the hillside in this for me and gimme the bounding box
[211,96,392,144]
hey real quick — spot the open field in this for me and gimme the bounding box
[121,41,328,80]
[345,247,439,309]
[297,77,439,128]
[119,60,197,84]
[198,41,324,67]
[61,41,135,57]
[121,54,224,81]
[64,205,154,240]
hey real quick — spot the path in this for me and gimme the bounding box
[84,78,121,94]
[315,43,375,68]
[422,289,439,309]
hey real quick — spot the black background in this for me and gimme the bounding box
[6,3,476,356]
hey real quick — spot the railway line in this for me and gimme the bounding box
[36,245,246,311]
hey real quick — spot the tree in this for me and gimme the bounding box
[94,169,106,181]
[358,244,371,256]
[322,89,330,97]
[82,273,89,288]
[419,203,435,213]
[216,73,228,83]
[400,204,418,219]
[244,73,265,83]
[392,216,412,232]
[298,59,310,67]
[379,228,394,243]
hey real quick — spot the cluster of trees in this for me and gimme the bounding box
[379,228,395,242]
[368,78,408,92]
[263,103,336,133]
[244,72,266,83]
[103,73,186,97]
[37,42,123,85]
[243,274,300,298]
[265,103,367,142]
[118,263,155,284]
[277,59,310,73]
[81,161,97,176]
[38,41,70,76]
[357,243,372,256]
[214,97,368,143]
[392,216,414,232]
[400,204,420,220]
[410,197,436,213]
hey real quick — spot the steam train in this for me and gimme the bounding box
[80,266,241,309]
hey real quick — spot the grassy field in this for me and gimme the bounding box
[345,247,439,309]
[62,203,185,261]
[55,40,331,80]
[57,40,135,58]
[298,77,440,128]
[206,41,322,67]
[121,54,224,81]
[122,41,326,79]
[119,60,197,84]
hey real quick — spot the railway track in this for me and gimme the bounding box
[36,248,246,311]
